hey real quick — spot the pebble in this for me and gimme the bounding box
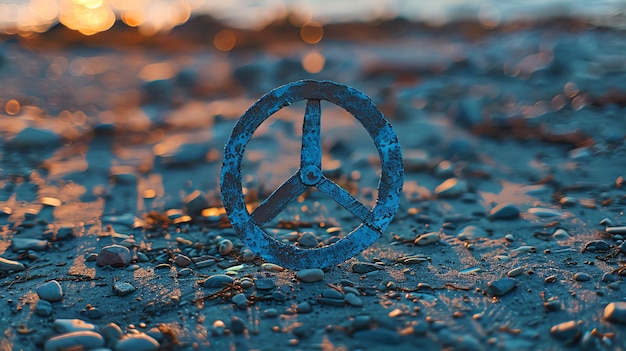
[527,207,564,217]
[351,315,372,331]
[507,267,525,277]
[345,293,364,307]
[321,288,344,300]
[296,268,324,283]
[601,273,616,282]
[607,226,626,234]
[489,203,520,220]
[487,277,517,296]
[604,302,626,324]
[255,278,275,290]
[262,308,279,318]
[456,225,487,241]
[560,197,577,206]
[573,272,591,282]
[37,280,63,302]
[100,323,123,344]
[240,248,256,262]
[352,262,383,274]
[36,299,53,316]
[296,302,313,314]
[434,178,468,198]
[54,319,97,333]
[11,238,48,251]
[434,160,455,177]
[115,333,160,351]
[113,281,136,296]
[261,263,285,272]
[97,245,131,267]
[414,232,439,246]
[403,150,430,171]
[183,190,209,215]
[550,320,581,343]
[44,331,104,351]
[298,232,319,248]
[173,255,192,267]
[552,228,570,240]
[231,293,248,309]
[583,240,611,253]
[0,257,25,272]
[230,316,247,334]
[203,274,234,288]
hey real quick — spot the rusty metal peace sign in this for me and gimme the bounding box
[220,80,403,269]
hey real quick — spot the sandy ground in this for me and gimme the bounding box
[1,17,626,351]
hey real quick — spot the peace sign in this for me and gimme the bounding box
[221,80,403,269]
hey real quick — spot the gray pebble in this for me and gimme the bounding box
[54,319,97,333]
[203,274,234,288]
[296,302,312,314]
[231,293,248,309]
[456,225,487,241]
[552,228,570,240]
[487,277,517,296]
[318,297,344,306]
[97,245,131,267]
[583,240,611,253]
[604,302,626,324]
[272,291,286,302]
[345,293,364,307]
[351,262,383,274]
[217,238,233,256]
[573,272,591,282]
[601,273,616,282]
[414,232,439,246]
[550,320,581,343]
[113,282,136,296]
[298,232,319,248]
[296,268,324,283]
[262,308,279,318]
[527,207,564,218]
[322,288,344,300]
[173,255,191,267]
[434,178,468,198]
[255,278,275,290]
[44,331,104,351]
[115,333,160,351]
[507,267,525,277]
[489,203,520,220]
[36,299,53,317]
[230,316,247,334]
[100,323,124,345]
[37,280,63,302]
[11,238,48,251]
[0,257,25,272]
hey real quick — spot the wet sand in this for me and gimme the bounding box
[1,17,626,350]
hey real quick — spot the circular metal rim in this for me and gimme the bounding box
[220,80,403,269]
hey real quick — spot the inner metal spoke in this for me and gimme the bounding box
[300,99,321,169]
[251,171,308,225]
[316,176,371,223]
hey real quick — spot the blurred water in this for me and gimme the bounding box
[1,0,626,35]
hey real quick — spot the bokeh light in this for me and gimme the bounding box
[302,50,325,73]
[300,21,323,44]
[5,99,21,115]
[213,29,237,52]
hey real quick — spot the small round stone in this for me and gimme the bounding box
[203,274,234,289]
[296,268,324,283]
[44,331,104,351]
[550,320,580,342]
[231,293,248,309]
[230,316,247,334]
[434,178,468,198]
[573,272,591,282]
[321,288,344,300]
[414,232,439,246]
[489,203,520,220]
[35,299,53,317]
[345,293,364,307]
[173,255,191,267]
[255,278,275,290]
[351,262,382,274]
[115,333,160,351]
[298,232,319,248]
[37,280,63,302]
[97,245,131,267]
[487,277,517,296]
[262,308,279,318]
[456,225,487,241]
[604,302,626,324]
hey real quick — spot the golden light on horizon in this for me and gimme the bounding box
[213,29,237,51]
[300,21,323,44]
[59,0,115,35]
[302,50,325,73]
